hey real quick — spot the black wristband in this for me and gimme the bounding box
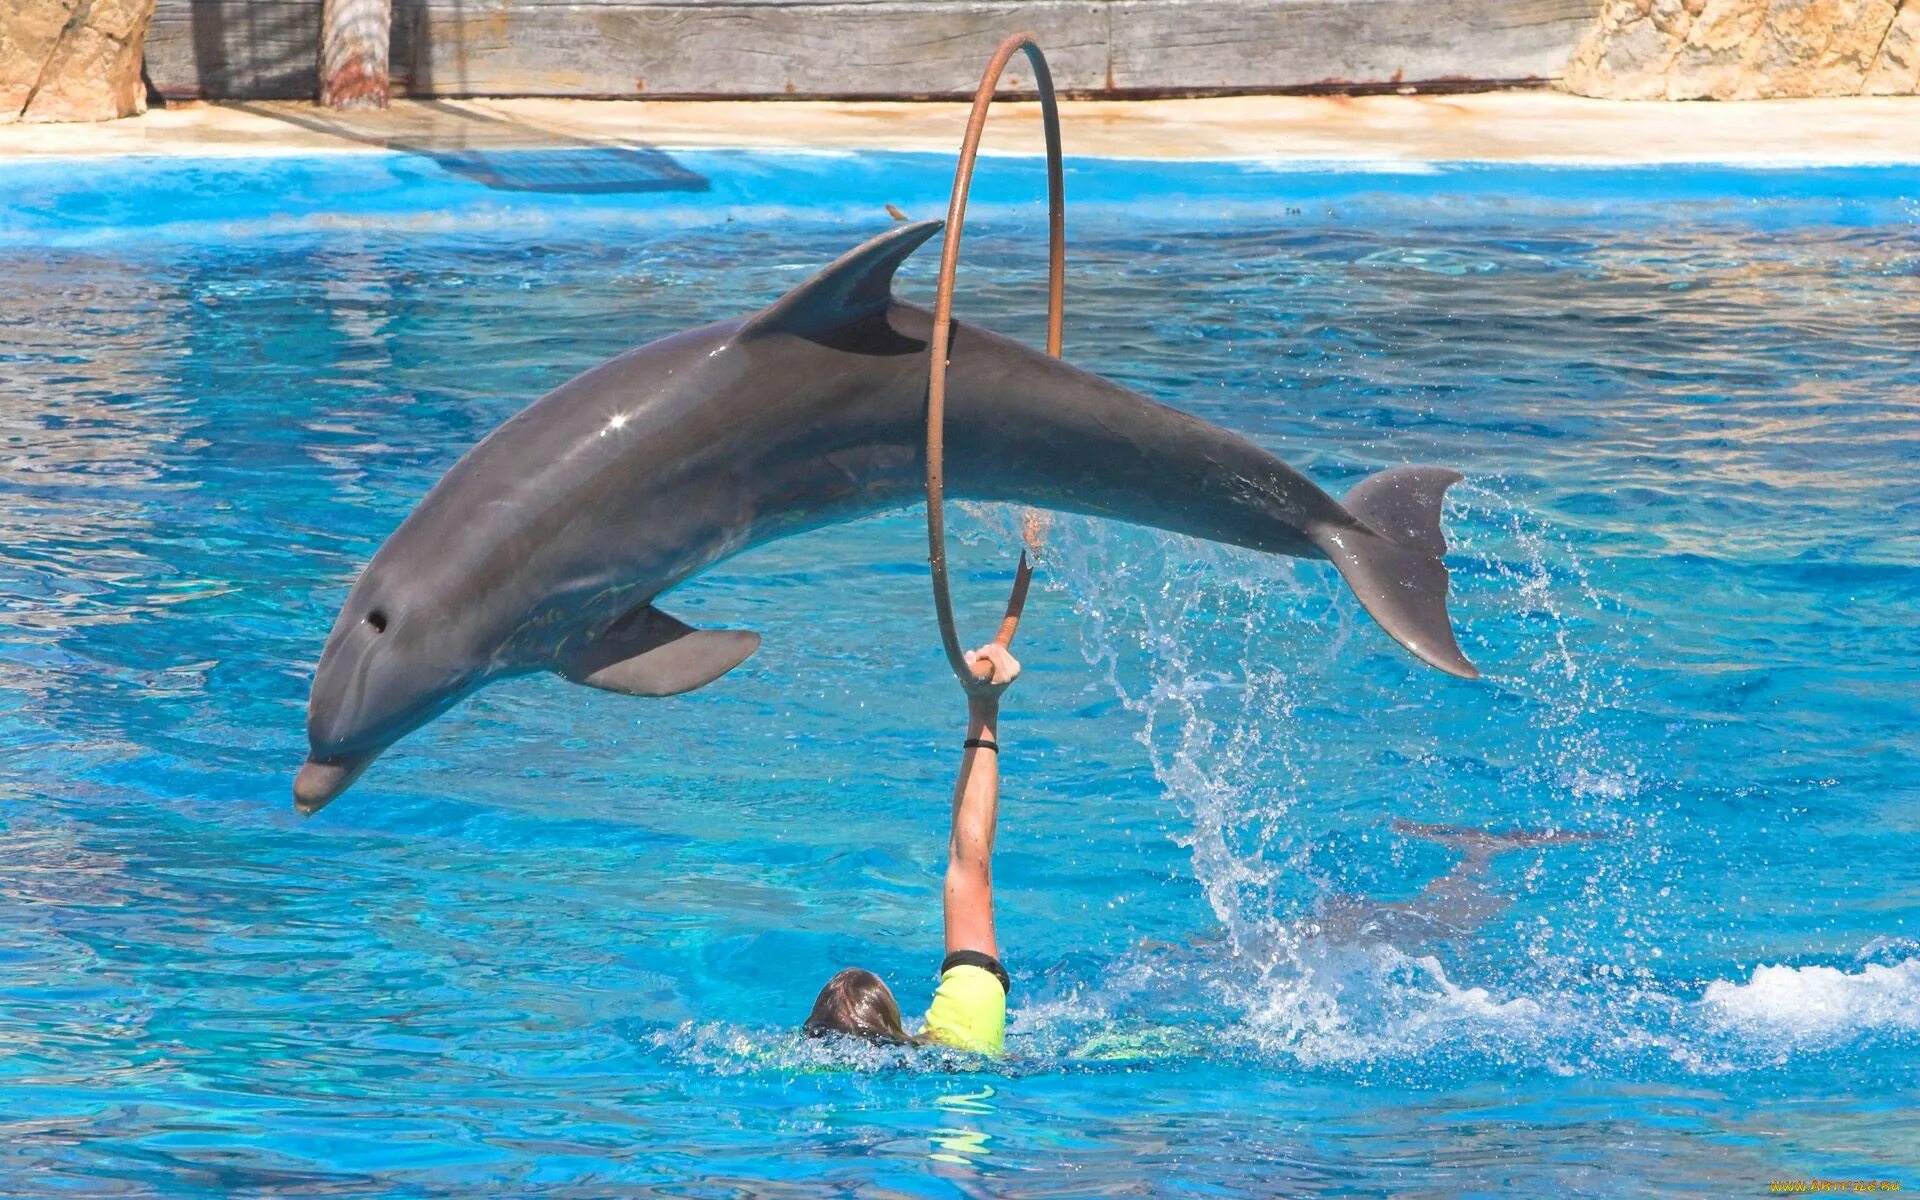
[941,949,1012,995]
[963,737,999,753]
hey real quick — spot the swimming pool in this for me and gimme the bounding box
[2,148,1916,1196]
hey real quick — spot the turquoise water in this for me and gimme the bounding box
[3,150,1917,1196]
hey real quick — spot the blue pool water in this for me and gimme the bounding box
[2,148,1917,1196]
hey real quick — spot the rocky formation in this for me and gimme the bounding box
[1,0,156,123]
[1562,0,1920,98]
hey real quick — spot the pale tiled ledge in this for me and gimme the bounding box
[3,93,1919,165]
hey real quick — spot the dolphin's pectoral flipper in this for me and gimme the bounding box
[739,219,944,341]
[555,606,760,696]
[1315,466,1480,681]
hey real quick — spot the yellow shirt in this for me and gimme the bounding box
[919,962,1008,1056]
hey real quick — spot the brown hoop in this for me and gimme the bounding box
[926,32,1065,691]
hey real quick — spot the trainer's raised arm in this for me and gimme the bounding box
[944,643,1018,959]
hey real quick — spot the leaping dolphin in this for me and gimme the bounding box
[295,221,1479,814]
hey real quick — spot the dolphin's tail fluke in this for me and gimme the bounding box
[1314,465,1478,679]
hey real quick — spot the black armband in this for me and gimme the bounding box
[963,737,999,753]
[941,949,1011,995]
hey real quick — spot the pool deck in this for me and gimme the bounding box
[3,93,1918,165]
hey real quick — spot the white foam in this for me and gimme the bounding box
[1701,958,1920,1043]
[1226,941,1557,1066]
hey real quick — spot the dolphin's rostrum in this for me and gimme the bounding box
[296,221,1478,814]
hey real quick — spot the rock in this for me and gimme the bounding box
[1,0,156,123]
[1668,0,1768,99]
[0,0,75,120]
[1560,0,1919,97]
[1566,2,1677,99]
[1865,0,1920,93]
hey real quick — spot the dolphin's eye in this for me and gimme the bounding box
[366,610,389,633]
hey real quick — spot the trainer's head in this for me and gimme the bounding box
[804,968,906,1045]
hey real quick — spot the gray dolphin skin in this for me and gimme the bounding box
[296,220,1479,814]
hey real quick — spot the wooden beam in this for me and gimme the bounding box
[395,3,1111,97]
[1108,0,1599,92]
[144,0,1597,101]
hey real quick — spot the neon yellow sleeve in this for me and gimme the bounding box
[919,964,1006,1056]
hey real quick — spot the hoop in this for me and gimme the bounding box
[926,32,1065,691]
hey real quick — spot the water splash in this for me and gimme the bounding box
[967,484,1660,1069]
[1702,958,1920,1047]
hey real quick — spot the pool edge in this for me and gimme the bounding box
[5,94,1920,168]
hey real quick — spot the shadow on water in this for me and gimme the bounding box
[423,145,711,196]
[1313,819,1602,952]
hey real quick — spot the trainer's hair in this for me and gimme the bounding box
[804,968,907,1045]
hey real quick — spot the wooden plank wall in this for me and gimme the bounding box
[145,0,1600,101]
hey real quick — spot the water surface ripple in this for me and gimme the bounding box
[1,155,1916,1197]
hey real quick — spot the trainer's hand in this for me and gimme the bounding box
[962,643,1020,702]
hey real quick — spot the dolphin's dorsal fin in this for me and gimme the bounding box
[740,220,944,340]
[556,605,759,696]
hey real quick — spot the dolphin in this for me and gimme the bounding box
[295,220,1479,813]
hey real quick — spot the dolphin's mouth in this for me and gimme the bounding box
[292,748,381,816]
